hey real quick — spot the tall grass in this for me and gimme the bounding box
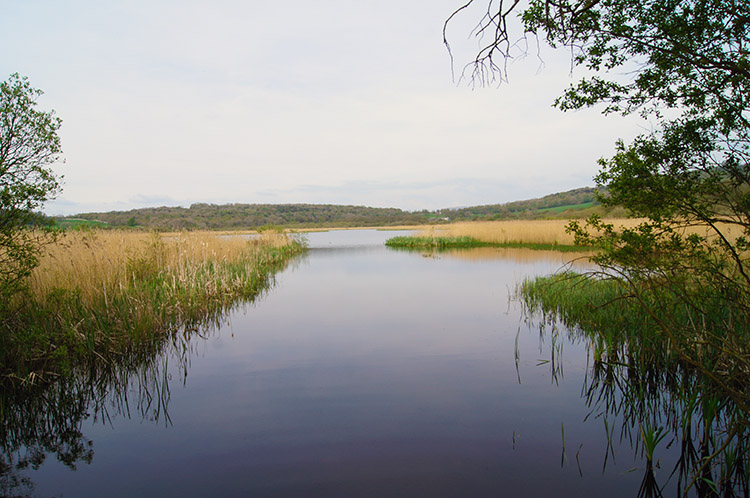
[425,220,591,245]
[385,219,620,252]
[385,235,491,249]
[420,219,740,246]
[1,230,305,382]
[519,272,750,379]
[519,272,750,494]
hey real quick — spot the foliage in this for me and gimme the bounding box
[60,203,429,230]
[445,0,750,245]
[0,73,62,309]
[449,0,750,398]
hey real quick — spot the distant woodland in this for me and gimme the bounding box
[56,187,622,230]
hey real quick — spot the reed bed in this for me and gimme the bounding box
[403,218,742,250]
[3,230,305,382]
[384,219,630,252]
[519,272,750,492]
[422,219,646,245]
[385,235,490,249]
[28,231,291,305]
[520,271,750,371]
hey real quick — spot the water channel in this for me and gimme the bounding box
[1,229,731,497]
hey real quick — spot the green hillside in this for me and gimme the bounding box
[436,187,604,220]
[53,218,110,230]
[55,187,621,230]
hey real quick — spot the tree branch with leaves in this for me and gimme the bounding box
[0,73,62,311]
[446,3,750,476]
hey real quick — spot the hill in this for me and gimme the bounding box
[55,187,623,230]
[436,187,604,221]
[62,203,427,231]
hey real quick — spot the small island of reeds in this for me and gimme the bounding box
[383,220,611,252]
[385,235,491,249]
[385,235,588,252]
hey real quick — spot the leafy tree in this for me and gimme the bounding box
[445,0,748,224]
[0,73,62,308]
[447,1,750,405]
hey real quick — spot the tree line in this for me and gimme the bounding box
[55,188,606,230]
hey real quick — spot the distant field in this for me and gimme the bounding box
[537,201,598,214]
[54,218,110,230]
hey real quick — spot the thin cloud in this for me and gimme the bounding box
[2,0,644,216]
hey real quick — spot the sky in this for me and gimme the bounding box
[1,0,647,215]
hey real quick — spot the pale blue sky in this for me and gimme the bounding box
[1,0,645,215]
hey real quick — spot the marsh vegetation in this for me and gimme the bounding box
[384,219,637,251]
[520,273,750,495]
[4,229,747,497]
[0,229,304,383]
[382,210,750,494]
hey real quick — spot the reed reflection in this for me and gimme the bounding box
[529,317,750,497]
[0,283,278,498]
[387,245,595,271]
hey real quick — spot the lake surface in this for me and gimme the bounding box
[4,230,702,497]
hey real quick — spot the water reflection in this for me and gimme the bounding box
[388,245,595,271]
[1,377,94,498]
[0,248,294,498]
[534,319,750,497]
[2,233,747,497]
[0,331,197,498]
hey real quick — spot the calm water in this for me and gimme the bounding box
[4,230,695,497]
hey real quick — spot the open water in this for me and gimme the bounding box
[3,230,700,497]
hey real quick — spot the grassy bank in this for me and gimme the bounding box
[385,235,589,252]
[1,230,305,383]
[519,272,750,408]
[519,271,750,493]
[519,272,749,372]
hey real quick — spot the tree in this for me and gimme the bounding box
[446,0,750,441]
[444,0,749,226]
[0,73,62,308]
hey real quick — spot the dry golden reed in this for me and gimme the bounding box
[416,218,740,246]
[2,229,303,381]
[27,230,294,308]
[418,219,639,245]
